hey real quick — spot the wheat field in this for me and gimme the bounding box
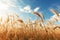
[0,9,60,40]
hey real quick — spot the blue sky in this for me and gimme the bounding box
[16,0,60,21]
[0,0,60,22]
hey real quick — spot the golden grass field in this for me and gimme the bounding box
[0,9,60,40]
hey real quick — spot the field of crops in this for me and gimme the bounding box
[0,9,60,40]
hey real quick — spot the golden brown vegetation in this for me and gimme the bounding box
[0,8,60,40]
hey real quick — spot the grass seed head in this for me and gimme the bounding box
[50,8,59,16]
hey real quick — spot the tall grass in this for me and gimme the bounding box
[0,8,60,40]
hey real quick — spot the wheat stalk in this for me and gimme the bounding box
[0,8,60,40]
[32,12,44,22]
[50,8,59,16]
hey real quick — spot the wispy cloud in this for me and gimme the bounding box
[34,7,40,12]
[19,5,32,13]
[1,0,18,8]
[0,0,40,13]
[19,5,40,13]
[0,0,22,14]
[24,5,32,13]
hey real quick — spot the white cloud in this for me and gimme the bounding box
[0,0,18,8]
[24,5,31,11]
[19,5,40,13]
[19,8,25,12]
[19,5,32,13]
[24,5,32,13]
[34,7,40,12]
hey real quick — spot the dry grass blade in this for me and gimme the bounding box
[53,17,58,22]
[33,12,44,22]
[46,20,53,25]
[50,8,59,16]
[39,13,44,22]
[17,19,23,23]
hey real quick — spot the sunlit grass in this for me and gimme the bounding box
[0,8,60,40]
